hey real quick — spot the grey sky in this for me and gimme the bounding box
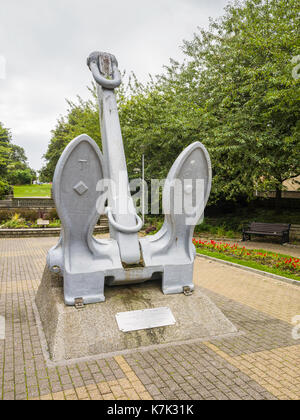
[0,0,229,171]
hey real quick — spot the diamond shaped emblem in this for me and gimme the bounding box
[73,181,88,196]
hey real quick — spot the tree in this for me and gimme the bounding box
[0,121,36,197]
[181,0,300,200]
[0,123,12,198]
[39,91,101,182]
[10,144,27,164]
[41,0,300,204]
[6,143,36,185]
[118,0,300,202]
[0,122,12,179]
[118,70,204,183]
[7,168,33,185]
[0,180,10,198]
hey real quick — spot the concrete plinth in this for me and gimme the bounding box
[35,266,237,362]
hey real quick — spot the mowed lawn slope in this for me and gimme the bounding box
[13,184,52,197]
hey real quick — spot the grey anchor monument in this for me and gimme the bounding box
[36,52,236,362]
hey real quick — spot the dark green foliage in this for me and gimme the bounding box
[39,89,101,181]
[0,209,42,222]
[0,122,12,180]
[7,168,34,185]
[40,0,300,205]
[0,180,10,199]
[0,121,36,196]
[197,206,300,236]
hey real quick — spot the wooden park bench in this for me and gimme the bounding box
[242,222,291,244]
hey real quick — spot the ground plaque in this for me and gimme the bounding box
[116,307,176,332]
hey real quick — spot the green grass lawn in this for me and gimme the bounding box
[196,248,300,282]
[13,184,52,198]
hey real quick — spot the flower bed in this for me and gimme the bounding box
[0,213,61,229]
[193,239,300,277]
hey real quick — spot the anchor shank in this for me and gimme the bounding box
[96,57,141,265]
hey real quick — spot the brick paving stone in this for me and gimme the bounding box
[145,383,161,396]
[1,237,299,400]
[124,388,139,400]
[92,372,105,382]
[195,257,300,325]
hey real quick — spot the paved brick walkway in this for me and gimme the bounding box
[0,237,299,400]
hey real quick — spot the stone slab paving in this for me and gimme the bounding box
[0,237,299,400]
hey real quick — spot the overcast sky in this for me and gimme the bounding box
[0,0,229,171]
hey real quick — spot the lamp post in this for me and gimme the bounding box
[133,154,145,225]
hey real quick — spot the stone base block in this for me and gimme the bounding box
[35,265,237,362]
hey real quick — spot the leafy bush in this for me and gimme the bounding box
[48,209,56,219]
[0,213,27,228]
[0,180,11,199]
[194,221,211,233]
[146,220,164,235]
[0,209,41,222]
[7,169,33,185]
[48,219,61,228]
[194,221,239,238]
[0,213,61,229]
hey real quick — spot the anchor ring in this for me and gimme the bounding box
[87,51,121,89]
[105,207,143,233]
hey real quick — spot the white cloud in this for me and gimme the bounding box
[0,0,228,171]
